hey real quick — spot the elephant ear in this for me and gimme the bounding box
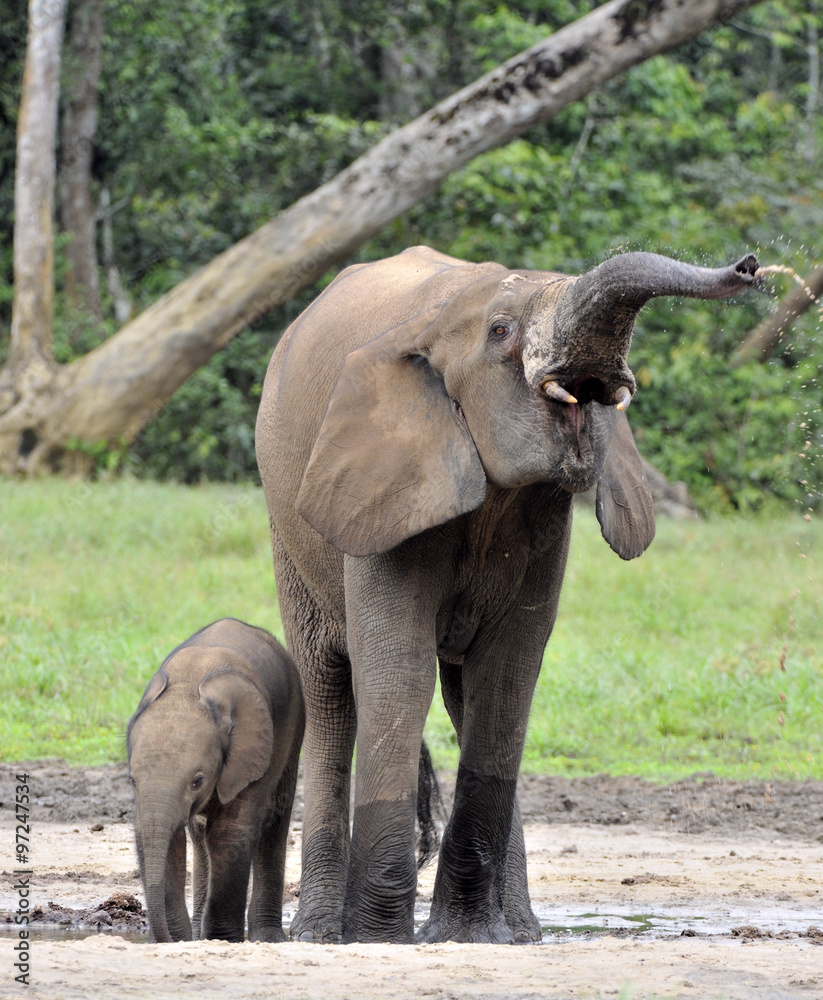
[198,671,274,805]
[296,307,487,556]
[595,411,655,560]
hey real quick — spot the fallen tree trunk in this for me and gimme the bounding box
[731,263,823,367]
[0,0,762,475]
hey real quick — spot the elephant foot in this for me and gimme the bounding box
[289,908,343,944]
[249,925,286,943]
[292,927,342,943]
[416,910,514,945]
[510,912,543,944]
[201,928,245,943]
[341,922,415,945]
[505,904,543,944]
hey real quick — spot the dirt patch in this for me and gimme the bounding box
[2,761,823,999]
[5,758,823,839]
[27,892,148,933]
[516,771,823,841]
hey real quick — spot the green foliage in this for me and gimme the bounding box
[0,0,820,509]
[64,435,130,475]
[2,480,820,780]
[625,299,822,512]
[130,324,277,483]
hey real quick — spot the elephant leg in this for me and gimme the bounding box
[247,747,301,943]
[504,797,543,942]
[438,661,541,943]
[164,825,193,942]
[287,640,355,943]
[343,678,434,943]
[419,627,543,944]
[189,816,209,940]
[438,660,463,730]
[200,808,253,943]
[341,555,438,944]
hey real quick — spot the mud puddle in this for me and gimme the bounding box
[533,904,823,940]
[6,899,822,945]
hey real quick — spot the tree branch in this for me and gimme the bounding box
[1,0,763,472]
[731,263,823,366]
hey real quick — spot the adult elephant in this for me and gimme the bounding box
[255,246,758,945]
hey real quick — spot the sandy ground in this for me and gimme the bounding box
[1,762,822,999]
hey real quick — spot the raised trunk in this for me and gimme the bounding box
[556,251,760,359]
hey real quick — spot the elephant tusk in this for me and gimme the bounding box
[614,386,632,411]
[541,379,578,404]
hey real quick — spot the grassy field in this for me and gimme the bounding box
[1,479,820,780]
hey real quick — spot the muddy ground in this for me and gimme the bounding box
[1,760,822,999]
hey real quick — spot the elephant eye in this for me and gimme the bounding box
[191,772,205,790]
[490,323,510,339]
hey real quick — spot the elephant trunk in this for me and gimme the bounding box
[561,251,758,352]
[145,870,173,943]
[137,807,182,944]
[572,251,758,313]
[531,251,759,402]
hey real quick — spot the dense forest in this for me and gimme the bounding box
[0,0,820,511]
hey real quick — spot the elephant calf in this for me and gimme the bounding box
[127,618,304,943]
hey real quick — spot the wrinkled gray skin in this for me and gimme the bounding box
[255,246,758,945]
[127,618,304,943]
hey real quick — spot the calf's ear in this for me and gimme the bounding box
[199,671,274,804]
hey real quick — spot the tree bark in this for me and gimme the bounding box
[58,0,105,324]
[5,0,67,376]
[802,1,819,165]
[378,1,436,122]
[0,0,763,475]
[731,263,823,367]
[99,186,133,324]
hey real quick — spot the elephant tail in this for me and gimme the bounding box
[416,740,446,870]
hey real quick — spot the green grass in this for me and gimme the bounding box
[1,479,821,780]
[0,478,281,764]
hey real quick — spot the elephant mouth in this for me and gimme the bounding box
[562,377,605,440]
[567,375,605,403]
[539,367,635,414]
[541,375,605,442]
[536,375,609,492]
[542,373,622,406]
